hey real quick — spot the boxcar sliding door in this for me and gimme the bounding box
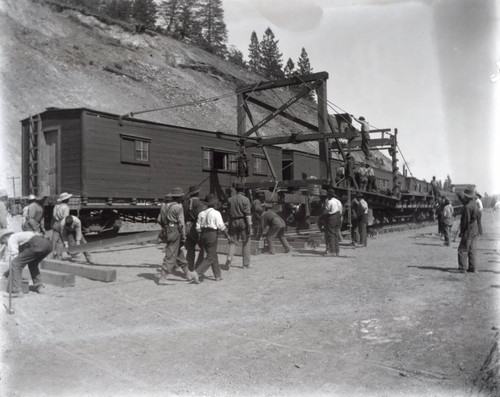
[38,129,59,196]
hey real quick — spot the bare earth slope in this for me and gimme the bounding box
[0,0,320,190]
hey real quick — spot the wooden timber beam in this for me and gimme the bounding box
[241,80,322,138]
[244,131,356,148]
[236,72,329,94]
[331,136,396,150]
[67,231,159,254]
[244,96,318,132]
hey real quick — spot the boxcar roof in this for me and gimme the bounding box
[20,107,253,142]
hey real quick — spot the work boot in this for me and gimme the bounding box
[34,284,45,294]
[190,271,200,284]
[221,259,231,271]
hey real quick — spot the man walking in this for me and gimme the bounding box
[357,193,369,247]
[224,183,252,269]
[321,189,342,256]
[458,188,480,273]
[190,194,232,284]
[260,204,292,255]
[183,185,206,271]
[157,187,194,283]
[1,229,51,296]
[350,195,360,247]
[442,198,454,246]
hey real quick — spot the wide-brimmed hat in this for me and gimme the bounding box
[171,187,184,197]
[0,189,8,198]
[235,183,245,191]
[57,192,73,202]
[164,193,173,201]
[319,189,327,196]
[359,116,365,121]
[28,194,37,201]
[256,191,266,197]
[356,192,364,199]
[0,229,14,241]
[327,189,336,197]
[188,185,201,196]
[462,188,475,199]
[204,194,218,207]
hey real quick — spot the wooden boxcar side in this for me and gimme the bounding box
[80,110,282,200]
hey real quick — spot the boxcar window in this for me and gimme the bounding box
[253,155,268,175]
[121,135,150,165]
[202,148,237,172]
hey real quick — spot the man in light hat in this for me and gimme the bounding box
[351,115,372,160]
[0,189,9,230]
[457,188,480,273]
[251,191,265,239]
[183,185,206,271]
[0,229,51,297]
[190,194,232,284]
[224,183,252,269]
[50,192,72,259]
[22,194,45,234]
[321,189,343,256]
[157,187,195,283]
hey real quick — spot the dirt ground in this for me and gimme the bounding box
[0,213,499,397]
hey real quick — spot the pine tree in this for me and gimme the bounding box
[284,58,296,78]
[159,0,181,33]
[248,31,261,74]
[196,0,227,56]
[259,27,284,80]
[176,0,199,41]
[297,47,313,76]
[131,0,158,29]
[103,0,132,22]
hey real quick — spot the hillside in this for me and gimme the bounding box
[0,0,387,195]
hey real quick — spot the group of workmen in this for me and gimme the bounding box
[0,178,486,296]
[154,183,372,284]
[0,190,92,297]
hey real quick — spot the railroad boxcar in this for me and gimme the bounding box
[21,108,281,233]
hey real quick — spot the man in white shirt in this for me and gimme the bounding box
[0,229,51,297]
[190,194,232,284]
[321,189,343,256]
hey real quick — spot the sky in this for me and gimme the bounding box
[222,0,499,195]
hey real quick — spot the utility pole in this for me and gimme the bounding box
[7,176,20,198]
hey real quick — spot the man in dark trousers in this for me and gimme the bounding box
[157,187,195,283]
[458,188,480,273]
[351,115,372,159]
[224,183,252,269]
[321,189,342,256]
[442,198,454,246]
[190,194,233,284]
[183,185,206,271]
[251,191,265,240]
[356,193,369,247]
[1,229,51,296]
[260,204,292,255]
[350,195,360,247]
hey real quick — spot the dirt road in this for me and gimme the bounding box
[1,213,499,396]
